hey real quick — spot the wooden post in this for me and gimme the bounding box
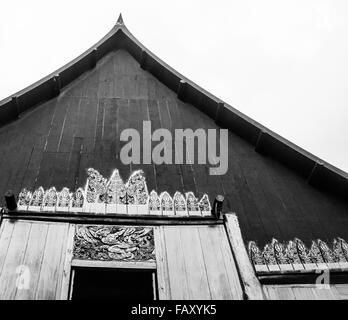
[224,213,265,300]
[4,190,17,211]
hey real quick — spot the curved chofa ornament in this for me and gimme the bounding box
[84,168,107,213]
[248,241,268,272]
[199,194,211,216]
[70,188,85,212]
[28,187,45,211]
[149,190,161,215]
[17,188,31,211]
[43,187,58,212]
[186,192,200,216]
[160,191,174,216]
[57,187,71,212]
[173,191,187,216]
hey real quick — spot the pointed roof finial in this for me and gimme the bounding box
[116,13,124,25]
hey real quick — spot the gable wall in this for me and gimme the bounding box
[0,49,347,246]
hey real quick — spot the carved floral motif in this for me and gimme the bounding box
[57,187,71,208]
[149,190,160,211]
[71,188,85,208]
[186,192,199,212]
[29,187,44,207]
[43,187,58,207]
[160,192,173,211]
[173,192,187,212]
[73,225,155,261]
[17,168,211,215]
[248,237,348,273]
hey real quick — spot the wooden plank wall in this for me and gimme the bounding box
[0,49,347,248]
[263,284,348,300]
[0,219,71,300]
[155,225,243,300]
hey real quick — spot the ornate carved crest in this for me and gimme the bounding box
[249,237,348,274]
[272,239,289,264]
[85,168,107,203]
[127,170,148,206]
[199,194,211,213]
[173,191,187,213]
[17,167,212,216]
[262,243,278,266]
[160,191,173,211]
[73,225,155,261]
[186,192,199,212]
[149,190,160,211]
[295,238,313,264]
[284,240,302,265]
[248,241,265,265]
[71,188,85,209]
[43,187,58,208]
[29,187,44,207]
[57,187,71,208]
[18,188,31,208]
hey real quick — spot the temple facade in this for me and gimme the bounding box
[0,14,347,300]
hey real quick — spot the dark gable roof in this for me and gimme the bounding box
[0,14,347,200]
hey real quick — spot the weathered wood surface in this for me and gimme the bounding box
[154,225,243,300]
[263,284,347,300]
[224,213,265,300]
[0,49,347,246]
[0,220,71,300]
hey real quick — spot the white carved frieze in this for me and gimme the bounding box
[248,237,348,274]
[16,167,212,217]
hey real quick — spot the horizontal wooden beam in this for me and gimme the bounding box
[3,211,223,226]
[259,270,348,285]
[72,259,156,270]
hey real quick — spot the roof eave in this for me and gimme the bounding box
[0,17,347,201]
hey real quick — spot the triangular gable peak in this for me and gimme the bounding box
[0,14,347,200]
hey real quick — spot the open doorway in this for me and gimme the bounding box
[70,267,157,300]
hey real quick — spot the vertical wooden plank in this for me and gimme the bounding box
[334,284,348,300]
[0,220,15,277]
[217,226,245,300]
[154,226,171,300]
[224,213,265,300]
[14,222,49,300]
[198,226,236,299]
[180,226,211,300]
[35,223,68,300]
[311,286,339,300]
[0,221,32,299]
[163,226,189,299]
[58,224,75,300]
[291,285,316,300]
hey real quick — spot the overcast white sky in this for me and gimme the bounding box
[0,0,347,173]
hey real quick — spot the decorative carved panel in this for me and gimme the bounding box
[17,168,212,216]
[73,225,155,262]
[248,237,348,274]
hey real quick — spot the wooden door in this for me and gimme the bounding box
[0,219,73,300]
[154,225,243,300]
